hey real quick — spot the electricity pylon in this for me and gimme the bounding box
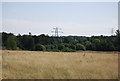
[51,27,63,37]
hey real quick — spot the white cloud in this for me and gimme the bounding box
[2,19,118,36]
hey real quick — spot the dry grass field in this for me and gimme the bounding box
[0,50,2,80]
[2,50,118,79]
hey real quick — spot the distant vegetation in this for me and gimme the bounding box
[1,30,120,52]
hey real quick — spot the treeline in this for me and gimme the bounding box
[1,30,120,52]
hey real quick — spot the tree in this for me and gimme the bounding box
[2,32,119,51]
[2,32,14,47]
[63,37,70,43]
[16,34,22,50]
[45,44,55,51]
[116,30,120,51]
[85,41,92,50]
[58,44,65,50]
[6,35,17,50]
[69,44,76,50]
[92,38,100,51]
[35,44,46,51]
[38,34,50,45]
[99,40,108,51]
[76,43,86,51]
[20,35,35,50]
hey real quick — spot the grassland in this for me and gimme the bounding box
[2,50,118,79]
[0,50,2,80]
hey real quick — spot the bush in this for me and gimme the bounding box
[76,43,86,51]
[62,47,76,52]
[35,44,46,51]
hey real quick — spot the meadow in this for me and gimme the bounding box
[0,50,2,80]
[2,50,118,79]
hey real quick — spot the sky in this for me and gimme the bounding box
[1,2,118,36]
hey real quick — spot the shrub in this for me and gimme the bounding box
[62,47,76,52]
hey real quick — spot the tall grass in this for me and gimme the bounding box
[2,50,118,79]
[0,50,2,80]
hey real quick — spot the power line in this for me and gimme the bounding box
[51,27,63,37]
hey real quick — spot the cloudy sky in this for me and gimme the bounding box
[1,2,118,36]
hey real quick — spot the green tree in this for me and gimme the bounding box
[69,44,76,50]
[85,41,92,50]
[76,43,86,51]
[45,44,55,51]
[92,38,100,51]
[63,37,70,43]
[99,40,108,51]
[6,35,17,50]
[39,34,50,45]
[116,30,120,51]
[21,35,35,50]
[35,44,46,51]
[58,43,65,50]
